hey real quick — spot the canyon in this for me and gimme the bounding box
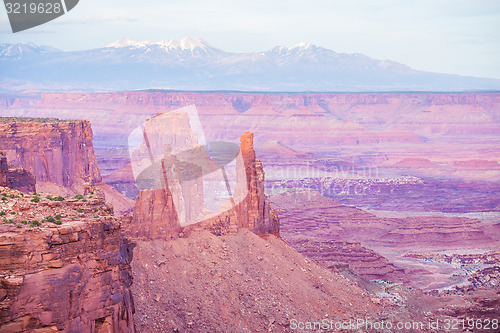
[0,91,499,331]
[0,119,433,332]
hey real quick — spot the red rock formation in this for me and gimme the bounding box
[270,190,500,288]
[270,190,398,242]
[287,237,407,282]
[4,91,498,198]
[368,216,496,249]
[128,132,279,239]
[0,119,134,215]
[270,191,408,281]
[7,91,496,149]
[0,187,135,332]
[127,186,180,239]
[189,132,280,237]
[0,153,36,193]
[0,120,101,191]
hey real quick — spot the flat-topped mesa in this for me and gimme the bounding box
[127,131,279,239]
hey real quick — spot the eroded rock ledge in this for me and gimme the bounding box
[0,187,135,332]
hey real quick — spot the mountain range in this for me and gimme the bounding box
[1,36,500,92]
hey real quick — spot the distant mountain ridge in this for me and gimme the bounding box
[1,36,499,92]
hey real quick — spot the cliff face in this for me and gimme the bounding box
[0,153,36,193]
[0,186,135,332]
[128,132,279,239]
[0,121,101,191]
[0,120,134,215]
[127,186,180,239]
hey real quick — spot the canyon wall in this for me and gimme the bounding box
[0,119,134,214]
[270,190,500,286]
[0,120,101,191]
[0,187,135,332]
[2,91,498,153]
[2,91,498,205]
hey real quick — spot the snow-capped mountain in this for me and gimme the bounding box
[105,37,226,61]
[108,36,210,51]
[1,37,499,92]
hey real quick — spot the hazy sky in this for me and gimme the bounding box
[1,0,499,79]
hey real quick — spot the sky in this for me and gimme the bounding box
[1,0,499,79]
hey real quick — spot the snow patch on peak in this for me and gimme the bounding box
[107,36,212,51]
[107,37,147,48]
[292,42,312,49]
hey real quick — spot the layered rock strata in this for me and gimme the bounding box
[0,119,134,215]
[0,120,101,190]
[287,237,407,282]
[0,186,135,332]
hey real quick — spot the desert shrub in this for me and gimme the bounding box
[55,220,62,225]
[55,196,65,201]
[46,195,54,200]
[55,214,61,220]
[10,211,16,215]
[93,214,99,218]
[77,208,83,213]
[31,196,40,202]
[9,194,15,198]
[45,216,55,223]
[0,211,5,216]
[75,194,84,200]
[21,220,27,225]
